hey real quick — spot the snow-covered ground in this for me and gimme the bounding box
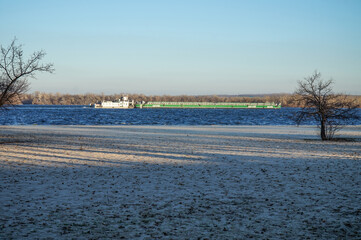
[0,125,360,239]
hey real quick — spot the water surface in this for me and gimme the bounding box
[1,105,360,126]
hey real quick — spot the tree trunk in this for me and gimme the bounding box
[320,119,327,140]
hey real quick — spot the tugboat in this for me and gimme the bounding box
[90,96,134,109]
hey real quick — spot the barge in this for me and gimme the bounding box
[91,97,281,109]
[135,102,281,109]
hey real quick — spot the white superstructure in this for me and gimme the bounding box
[90,96,134,109]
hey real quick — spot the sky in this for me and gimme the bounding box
[1,0,360,95]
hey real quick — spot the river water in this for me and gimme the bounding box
[1,105,360,126]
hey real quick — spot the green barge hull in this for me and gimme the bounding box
[135,102,281,109]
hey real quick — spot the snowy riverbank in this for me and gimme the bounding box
[1,125,360,239]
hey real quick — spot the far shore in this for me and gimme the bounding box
[1,125,360,239]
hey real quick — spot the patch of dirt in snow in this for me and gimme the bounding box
[0,125,360,239]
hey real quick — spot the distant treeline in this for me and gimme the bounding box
[14,92,361,108]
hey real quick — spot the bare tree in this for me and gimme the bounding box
[294,71,360,140]
[0,38,54,108]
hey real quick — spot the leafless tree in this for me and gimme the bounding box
[294,71,360,140]
[0,38,54,108]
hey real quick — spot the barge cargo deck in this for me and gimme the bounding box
[135,102,281,109]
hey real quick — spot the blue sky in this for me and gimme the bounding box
[1,0,360,95]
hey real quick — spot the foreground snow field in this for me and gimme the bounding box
[0,125,360,239]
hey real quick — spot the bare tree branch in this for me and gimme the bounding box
[294,71,360,140]
[0,38,54,108]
